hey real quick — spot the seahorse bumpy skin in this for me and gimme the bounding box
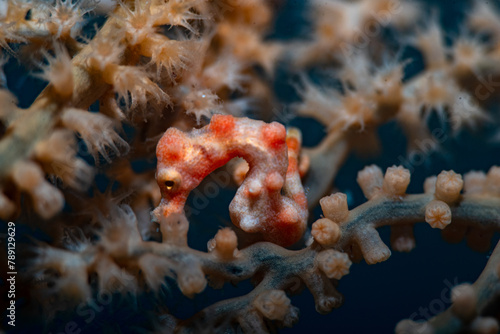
[153,114,308,246]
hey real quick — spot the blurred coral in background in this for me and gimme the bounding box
[0,0,500,333]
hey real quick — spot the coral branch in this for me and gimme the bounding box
[30,204,348,332]
[314,166,500,264]
[397,239,500,334]
[28,165,500,332]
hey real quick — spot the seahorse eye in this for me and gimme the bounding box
[157,169,182,191]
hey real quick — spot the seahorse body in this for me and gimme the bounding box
[153,114,308,246]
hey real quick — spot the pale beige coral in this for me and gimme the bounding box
[470,317,500,334]
[32,247,91,301]
[294,79,343,128]
[37,43,74,99]
[60,108,129,163]
[177,264,207,298]
[144,36,194,81]
[435,170,463,203]
[151,0,205,35]
[0,191,15,220]
[451,283,477,321]
[319,193,349,223]
[0,90,18,125]
[95,254,137,293]
[138,253,175,291]
[423,176,437,194]
[117,0,158,46]
[452,37,488,77]
[158,212,189,246]
[486,166,500,195]
[208,228,238,260]
[297,80,377,132]
[464,171,486,195]
[315,249,352,280]
[86,36,125,73]
[183,88,222,124]
[468,1,500,39]
[34,129,94,191]
[395,319,434,334]
[102,64,169,111]
[202,56,249,92]
[425,200,451,229]
[45,0,88,40]
[232,158,250,186]
[311,218,341,247]
[253,290,291,321]
[305,0,420,66]
[99,205,143,256]
[382,166,411,197]
[10,160,64,219]
[450,91,488,132]
[356,164,384,199]
[413,20,447,69]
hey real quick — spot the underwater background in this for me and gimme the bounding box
[2,0,499,333]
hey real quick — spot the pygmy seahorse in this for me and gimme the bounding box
[153,114,308,247]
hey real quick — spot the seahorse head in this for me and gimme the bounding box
[154,127,192,218]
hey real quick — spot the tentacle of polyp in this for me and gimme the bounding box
[153,114,308,247]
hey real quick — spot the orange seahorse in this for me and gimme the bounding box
[152,114,308,247]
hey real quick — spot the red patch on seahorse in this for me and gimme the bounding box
[293,193,307,208]
[157,129,187,162]
[287,156,298,174]
[266,214,301,247]
[286,137,300,152]
[209,114,236,136]
[262,122,286,150]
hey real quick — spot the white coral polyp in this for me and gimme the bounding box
[423,176,437,194]
[357,164,384,199]
[108,65,169,111]
[425,200,451,229]
[61,108,129,163]
[383,166,411,197]
[464,171,486,195]
[177,265,207,297]
[451,283,477,320]
[435,170,463,203]
[32,182,64,219]
[486,166,500,195]
[11,160,64,219]
[319,193,349,222]
[37,43,73,99]
[183,88,222,124]
[138,253,174,291]
[87,37,125,73]
[316,249,352,280]
[312,218,341,246]
[208,228,238,260]
[253,290,291,321]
